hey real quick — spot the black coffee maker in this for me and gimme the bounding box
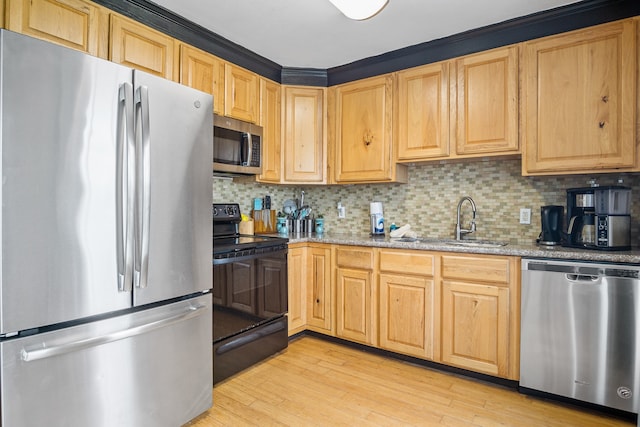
[538,205,564,245]
[565,187,596,248]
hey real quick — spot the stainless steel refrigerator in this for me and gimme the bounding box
[0,30,213,426]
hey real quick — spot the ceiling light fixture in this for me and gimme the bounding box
[328,0,389,20]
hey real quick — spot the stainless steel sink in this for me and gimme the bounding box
[417,238,508,248]
[391,237,508,247]
[444,239,508,248]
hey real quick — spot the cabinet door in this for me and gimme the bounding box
[522,19,637,174]
[283,86,326,183]
[224,63,258,122]
[335,74,398,183]
[287,246,306,335]
[307,245,332,332]
[454,46,518,155]
[258,78,283,183]
[379,274,433,359]
[110,14,177,81]
[6,0,108,57]
[336,267,374,345]
[441,280,509,376]
[179,44,224,114]
[395,61,450,160]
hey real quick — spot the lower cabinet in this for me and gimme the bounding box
[378,249,436,359]
[306,244,332,333]
[335,246,376,345]
[440,254,520,380]
[287,244,307,335]
[291,243,520,380]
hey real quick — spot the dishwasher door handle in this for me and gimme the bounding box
[566,274,600,282]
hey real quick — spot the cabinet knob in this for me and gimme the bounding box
[316,299,320,304]
[602,95,609,103]
[599,121,606,128]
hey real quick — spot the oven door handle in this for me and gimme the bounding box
[213,252,261,265]
[213,247,287,265]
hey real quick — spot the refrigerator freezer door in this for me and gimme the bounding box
[0,31,133,334]
[132,71,213,306]
[0,294,213,427]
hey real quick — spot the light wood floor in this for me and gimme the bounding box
[186,336,635,427]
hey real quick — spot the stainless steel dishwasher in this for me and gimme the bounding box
[520,258,640,414]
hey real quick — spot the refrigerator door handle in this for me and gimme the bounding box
[20,304,208,362]
[134,85,151,289]
[116,82,135,292]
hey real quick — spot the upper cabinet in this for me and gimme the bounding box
[282,86,326,183]
[110,14,178,81]
[6,0,108,58]
[179,44,224,115]
[395,45,518,163]
[224,63,258,123]
[453,46,519,156]
[521,19,637,175]
[257,78,282,183]
[333,74,407,183]
[395,61,451,160]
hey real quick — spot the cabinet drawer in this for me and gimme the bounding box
[441,255,510,285]
[336,247,373,270]
[379,250,434,276]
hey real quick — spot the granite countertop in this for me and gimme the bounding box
[279,232,640,264]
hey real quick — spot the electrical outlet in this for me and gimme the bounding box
[519,208,531,224]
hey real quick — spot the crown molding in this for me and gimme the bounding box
[327,0,640,85]
[93,0,640,87]
[92,0,282,82]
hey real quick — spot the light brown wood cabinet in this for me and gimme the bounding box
[440,254,520,380]
[257,78,282,183]
[395,45,518,163]
[110,14,178,81]
[335,246,376,345]
[306,244,332,333]
[453,46,519,155]
[290,243,520,380]
[179,44,224,114]
[395,61,451,160]
[281,86,326,183]
[287,244,307,335]
[521,19,637,175]
[6,0,108,57]
[224,63,258,123]
[333,74,407,183]
[378,249,436,359]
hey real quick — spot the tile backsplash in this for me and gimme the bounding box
[213,158,640,246]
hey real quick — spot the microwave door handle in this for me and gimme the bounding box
[134,85,151,289]
[242,132,252,166]
[116,83,135,292]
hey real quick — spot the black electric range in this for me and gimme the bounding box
[211,203,289,384]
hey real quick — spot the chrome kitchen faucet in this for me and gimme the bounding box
[455,196,477,240]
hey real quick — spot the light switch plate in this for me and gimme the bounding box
[519,208,531,224]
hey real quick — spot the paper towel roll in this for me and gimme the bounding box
[370,202,383,215]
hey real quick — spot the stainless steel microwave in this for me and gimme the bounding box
[213,114,263,175]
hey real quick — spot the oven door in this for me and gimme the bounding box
[212,246,288,383]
